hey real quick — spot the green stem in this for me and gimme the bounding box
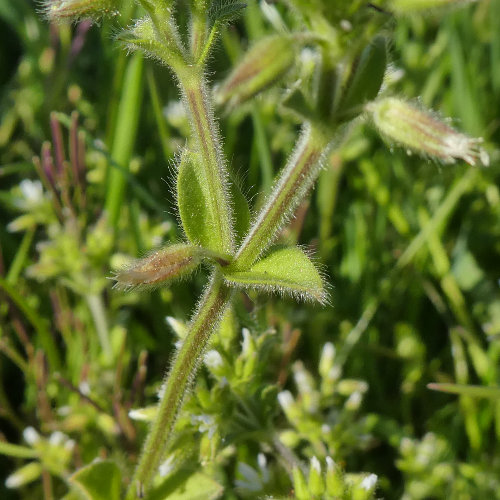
[179,69,234,254]
[127,273,232,499]
[233,124,329,270]
[85,293,111,362]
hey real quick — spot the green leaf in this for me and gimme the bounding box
[149,470,224,500]
[208,0,247,25]
[428,383,500,400]
[224,246,326,303]
[69,460,122,500]
[177,151,218,251]
[229,177,251,244]
[281,85,316,122]
[337,36,387,120]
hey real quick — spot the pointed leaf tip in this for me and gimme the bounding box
[223,246,327,303]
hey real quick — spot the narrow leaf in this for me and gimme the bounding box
[224,246,326,303]
[229,177,251,244]
[428,383,500,400]
[208,0,247,25]
[337,36,387,120]
[69,460,122,500]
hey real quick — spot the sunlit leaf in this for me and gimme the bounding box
[223,246,326,303]
[69,460,121,500]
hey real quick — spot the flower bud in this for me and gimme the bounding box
[44,0,120,23]
[292,466,309,500]
[368,98,489,166]
[325,457,345,497]
[217,35,295,109]
[5,462,42,489]
[112,243,204,290]
[308,457,324,496]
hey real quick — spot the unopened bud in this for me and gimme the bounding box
[112,244,203,290]
[308,457,324,496]
[325,457,345,497]
[388,0,478,15]
[217,35,295,108]
[292,466,309,500]
[5,462,42,489]
[368,98,489,166]
[43,0,120,23]
[337,379,368,396]
[319,342,336,378]
[352,473,378,500]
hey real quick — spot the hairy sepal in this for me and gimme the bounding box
[43,0,120,23]
[112,243,205,290]
[223,246,327,304]
[216,34,296,109]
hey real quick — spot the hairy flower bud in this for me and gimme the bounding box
[112,243,205,290]
[216,35,295,109]
[368,98,489,166]
[44,0,120,23]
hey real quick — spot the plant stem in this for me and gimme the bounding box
[179,69,234,254]
[85,293,111,362]
[126,273,232,499]
[233,124,329,270]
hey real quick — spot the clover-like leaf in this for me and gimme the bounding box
[223,246,327,303]
[68,460,121,500]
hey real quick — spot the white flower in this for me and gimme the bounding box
[23,427,40,446]
[360,473,378,491]
[204,350,224,370]
[19,179,43,204]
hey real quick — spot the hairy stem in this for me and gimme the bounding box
[233,124,329,270]
[127,273,232,499]
[179,69,234,254]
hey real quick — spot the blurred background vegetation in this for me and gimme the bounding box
[0,0,499,498]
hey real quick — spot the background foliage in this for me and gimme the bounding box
[0,0,499,498]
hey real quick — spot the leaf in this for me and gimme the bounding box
[281,85,316,122]
[223,246,326,303]
[68,460,122,500]
[177,151,219,251]
[208,0,247,25]
[229,177,251,244]
[149,470,224,500]
[337,36,387,120]
[428,383,500,400]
